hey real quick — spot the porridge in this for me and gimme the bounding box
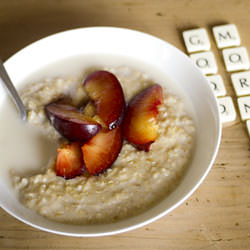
[12,66,195,224]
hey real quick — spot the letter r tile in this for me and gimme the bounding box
[190,51,218,75]
[213,24,241,49]
[231,71,250,96]
[237,96,250,120]
[183,28,211,53]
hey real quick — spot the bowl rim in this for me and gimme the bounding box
[0,26,222,237]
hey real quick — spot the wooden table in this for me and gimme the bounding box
[1,0,250,249]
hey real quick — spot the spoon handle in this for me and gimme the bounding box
[0,59,27,121]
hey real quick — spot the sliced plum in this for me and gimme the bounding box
[56,142,84,179]
[123,84,163,152]
[81,126,123,175]
[45,102,101,142]
[83,70,126,130]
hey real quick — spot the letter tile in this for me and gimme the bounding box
[231,71,250,96]
[207,75,226,97]
[213,24,241,49]
[218,96,236,123]
[190,52,218,75]
[183,28,211,53]
[246,120,250,138]
[222,47,250,72]
[237,96,250,120]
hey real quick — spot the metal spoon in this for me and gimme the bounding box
[0,59,27,121]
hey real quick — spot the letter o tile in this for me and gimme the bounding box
[222,47,250,72]
[190,52,218,75]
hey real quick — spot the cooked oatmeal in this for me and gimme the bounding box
[13,66,195,224]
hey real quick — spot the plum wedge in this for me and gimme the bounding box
[81,126,123,175]
[83,71,126,130]
[45,103,101,142]
[56,142,84,179]
[123,84,163,152]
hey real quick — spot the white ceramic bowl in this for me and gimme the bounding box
[0,27,221,237]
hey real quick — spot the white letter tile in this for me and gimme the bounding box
[231,71,250,96]
[237,96,250,120]
[207,75,226,97]
[183,28,211,53]
[213,24,241,49]
[218,96,236,123]
[246,120,250,138]
[190,52,218,75]
[222,47,250,72]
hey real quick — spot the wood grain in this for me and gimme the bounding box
[1,0,250,249]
